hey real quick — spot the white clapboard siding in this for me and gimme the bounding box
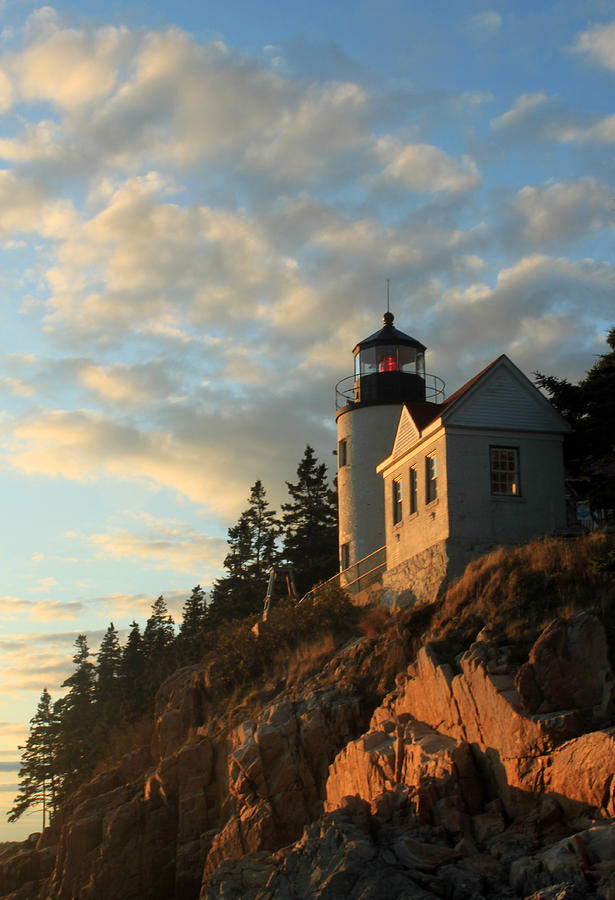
[446,368,561,431]
[391,407,421,456]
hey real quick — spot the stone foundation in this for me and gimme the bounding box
[382,540,450,609]
[382,538,496,609]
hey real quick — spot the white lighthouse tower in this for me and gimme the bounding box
[335,312,444,572]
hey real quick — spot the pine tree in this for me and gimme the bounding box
[144,596,175,658]
[56,635,96,793]
[143,596,176,690]
[96,622,122,705]
[536,327,615,510]
[179,585,207,639]
[119,620,146,721]
[246,480,280,582]
[209,480,281,622]
[8,689,59,828]
[282,445,338,595]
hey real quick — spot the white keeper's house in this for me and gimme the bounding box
[335,312,570,607]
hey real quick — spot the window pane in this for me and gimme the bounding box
[359,346,377,375]
[377,345,399,373]
[340,543,350,571]
[426,455,437,503]
[409,467,417,514]
[399,346,417,373]
[490,447,519,495]
[393,478,403,524]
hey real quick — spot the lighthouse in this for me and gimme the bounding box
[335,312,444,572]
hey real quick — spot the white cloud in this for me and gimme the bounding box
[433,254,615,386]
[89,512,225,574]
[466,11,502,37]
[13,22,128,110]
[29,600,83,621]
[574,19,615,71]
[373,138,481,194]
[490,92,615,146]
[513,177,614,245]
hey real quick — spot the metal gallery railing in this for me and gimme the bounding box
[335,373,445,409]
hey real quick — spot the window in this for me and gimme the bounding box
[490,447,520,496]
[338,438,348,468]
[340,542,350,571]
[409,466,417,515]
[425,454,437,503]
[392,477,403,525]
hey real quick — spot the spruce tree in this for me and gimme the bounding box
[246,480,280,582]
[8,689,59,828]
[282,445,338,595]
[535,327,615,510]
[119,620,146,721]
[56,634,96,793]
[96,622,122,705]
[209,481,280,622]
[143,596,176,690]
[144,596,175,658]
[179,585,207,639]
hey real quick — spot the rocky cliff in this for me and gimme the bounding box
[2,600,615,899]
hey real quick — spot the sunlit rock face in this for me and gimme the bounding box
[3,611,615,900]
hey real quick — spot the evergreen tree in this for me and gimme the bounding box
[96,622,122,705]
[119,620,146,721]
[8,689,59,828]
[282,445,338,595]
[536,327,615,511]
[143,596,176,690]
[56,634,96,793]
[179,584,208,639]
[209,481,280,622]
[143,595,175,658]
[245,480,281,582]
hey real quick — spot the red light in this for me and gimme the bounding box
[379,354,397,373]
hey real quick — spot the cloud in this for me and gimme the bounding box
[89,513,226,574]
[0,647,72,696]
[490,93,582,142]
[29,600,84,621]
[0,170,76,238]
[574,19,615,71]
[0,594,83,622]
[490,92,615,146]
[0,596,30,618]
[12,21,129,111]
[465,11,502,37]
[77,362,165,407]
[7,405,286,519]
[373,138,481,194]
[431,254,615,385]
[42,174,294,343]
[512,177,614,246]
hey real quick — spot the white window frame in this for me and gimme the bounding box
[490,446,520,496]
[409,466,418,515]
[425,454,437,504]
[392,477,403,525]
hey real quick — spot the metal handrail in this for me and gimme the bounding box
[335,373,446,409]
[301,545,387,601]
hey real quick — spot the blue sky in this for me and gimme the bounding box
[1,0,615,839]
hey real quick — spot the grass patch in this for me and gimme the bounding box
[428,531,615,663]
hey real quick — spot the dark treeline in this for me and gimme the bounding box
[535,326,615,513]
[10,444,338,829]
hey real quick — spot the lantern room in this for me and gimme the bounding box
[352,311,427,405]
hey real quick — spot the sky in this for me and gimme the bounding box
[1,0,614,839]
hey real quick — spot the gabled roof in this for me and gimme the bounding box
[378,354,569,472]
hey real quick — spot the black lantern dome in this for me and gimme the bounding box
[352,311,427,405]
